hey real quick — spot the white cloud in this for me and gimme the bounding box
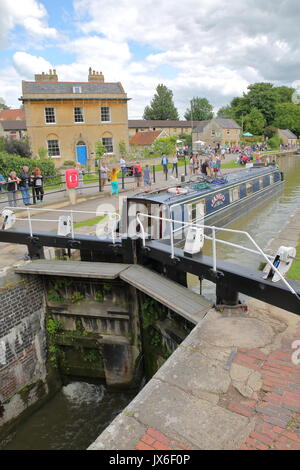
[0,0,58,46]
[1,0,300,118]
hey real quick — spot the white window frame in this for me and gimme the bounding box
[73,86,82,93]
[211,130,215,136]
[101,106,111,123]
[102,137,114,154]
[45,107,56,124]
[226,129,230,135]
[47,139,60,158]
[74,107,84,123]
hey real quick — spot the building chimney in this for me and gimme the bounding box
[88,68,104,82]
[34,69,58,81]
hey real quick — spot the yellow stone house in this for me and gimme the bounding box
[20,68,130,167]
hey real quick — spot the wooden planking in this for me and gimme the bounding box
[120,265,212,324]
[15,260,130,279]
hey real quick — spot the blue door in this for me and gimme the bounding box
[76,145,87,165]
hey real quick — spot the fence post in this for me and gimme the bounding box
[184,157,187,176]
[152,165,156,183]
[31,185,36,204]
[98,170,102,192]
[121,171,125,190]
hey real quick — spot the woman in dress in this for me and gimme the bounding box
[143,164,152,189]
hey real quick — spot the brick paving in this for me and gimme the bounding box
[135,427,190,451]
[234,327,300,450]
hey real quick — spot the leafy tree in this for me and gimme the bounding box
[143,84,179,120]
[151,136,177,156]
[4,139,31,158]
[273,86,295,104]
[184,97,214,121]
[217,105,235,119]
[0,97,9,110]
[119,140,127,157]
[0,152,56,178]
[95,141,106,166]
[37,146,48,159]
[244,108,266,135]
[263,125,277,139]
[244,83,276,126]
[273,102,300,135]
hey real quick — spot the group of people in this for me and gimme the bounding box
[99,159,153,195]
[190,153,222,177]
[0,166,44,207]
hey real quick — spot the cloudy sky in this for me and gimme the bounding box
[0,0,299,118]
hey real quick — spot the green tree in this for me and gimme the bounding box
[273,102,300,135]
[184,97,214,121]
[119,140,127,157]
[217,105,235,119]
[263,125,277,139]
[244,108,266,135]
[0,97,9,110]
[95,141,106,166]
[151,136,177,156]
[143,84,179,120]
[37,146,48,159]
[4,139,31,158]
[245,83,276,126]
[273,86,295,103]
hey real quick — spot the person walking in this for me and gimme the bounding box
[7,171,20,207]
[221,148,226,160]
[133,161,143,188]
[201,159,209,176]
[110,167,120,195]
[31,167,44,203]
[18,166,31,205]
[161,154,169,178]
[171,154,178,178]
[143,164,152,189]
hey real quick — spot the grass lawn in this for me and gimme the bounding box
[286,239,300,281]
[73,215,105,229]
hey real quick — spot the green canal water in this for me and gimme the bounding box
[3,154,300,450]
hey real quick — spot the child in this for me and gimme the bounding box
[110,168,120,195]
[143,164,151,189]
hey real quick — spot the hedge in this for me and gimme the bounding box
[0,152,58,179]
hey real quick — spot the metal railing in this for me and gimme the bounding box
[136,212,300,301]
[2,207,121,244]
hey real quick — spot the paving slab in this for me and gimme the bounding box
[124,379,252,450]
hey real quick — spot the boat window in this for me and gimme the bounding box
[259,177,264,189]
[187,203,197,222]
[269,174,274,184]
[229,187,239,202]
[246,182,253,195]
[263,175,270,187]
[196,200,205,222]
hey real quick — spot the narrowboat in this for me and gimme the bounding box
[120,165,284,240]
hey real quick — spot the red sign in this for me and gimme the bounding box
[65,169,79,189]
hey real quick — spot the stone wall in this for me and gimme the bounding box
[0,267,49,439]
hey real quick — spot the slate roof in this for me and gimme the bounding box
[129,130,163,146]
[128,120,203,128]
[0,120,27,130]
[193,118,241,133]
[0,109,25,120]
[22,81,124,95]
[279,129,298,139]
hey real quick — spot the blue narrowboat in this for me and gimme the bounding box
[122,165,284,239]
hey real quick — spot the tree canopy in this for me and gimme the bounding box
[143,84,179,120]
[184,97,214,121]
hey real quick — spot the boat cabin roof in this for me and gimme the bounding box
[129,166,280,206]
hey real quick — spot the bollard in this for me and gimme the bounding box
[184,157,187,176]
[152,165,156,183]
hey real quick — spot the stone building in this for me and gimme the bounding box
[0,120,27,140]
[277,129,298,147]
[192,118,241,148]
[128,120,203,138]
[20,68,130,167]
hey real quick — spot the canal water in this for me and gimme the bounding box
[3,154,300,450]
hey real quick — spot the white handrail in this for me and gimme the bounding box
[136,212,300,301]
[2,206,121,244]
